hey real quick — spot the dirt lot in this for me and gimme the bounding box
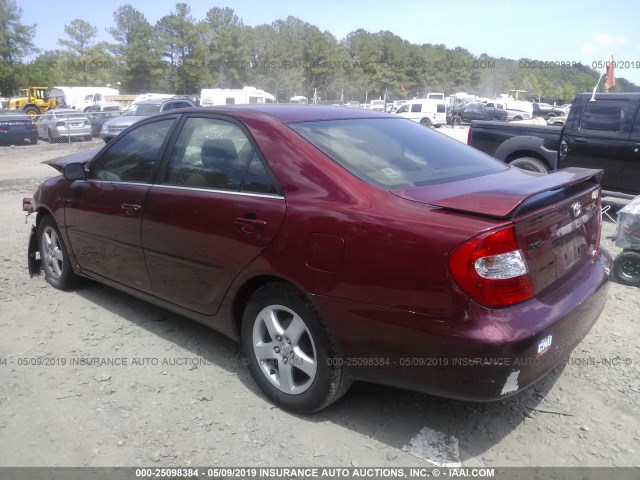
[0,133,638,469]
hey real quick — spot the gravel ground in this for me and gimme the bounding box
[0,135,638,469]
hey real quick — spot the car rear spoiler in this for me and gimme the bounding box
[428,167,603,219]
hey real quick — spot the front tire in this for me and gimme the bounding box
[509,157,549,174]
[613,251,640,287]
[241,283,352,413]
[38,216,76,290]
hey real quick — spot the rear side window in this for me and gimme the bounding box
[163,117,279,194]
[290,118,506,190]
[580,100,628,132]
[437,104,446,113]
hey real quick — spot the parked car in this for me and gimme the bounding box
[36,109,92,143]
[0,109,37,145]
[484,101,532,121]
[24,105,611,413]
[89,111,122,137]
[100,97,195,143]
[467,92,640,197]
[460,102,508,122]
[532,102,566,118]
[547,115,567,126]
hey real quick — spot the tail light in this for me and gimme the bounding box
[448,227,534,308]
[467,127,472,145]
[31,123,37,130]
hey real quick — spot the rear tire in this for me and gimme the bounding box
[47,129,56,143]
[30,137,38,145]
[24,107,39,117]
[509,157,549,174]
[241,282,352,413]
[613,251,640,287]
[420,118,431,127]
[38,216,76,290]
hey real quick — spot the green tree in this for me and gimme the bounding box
[108,5,163,92]
[0,0,36,95]
[156,3,201,93]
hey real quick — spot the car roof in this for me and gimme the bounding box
[165,104,393,123]
[50,109,86,114]
[136,98,193,105]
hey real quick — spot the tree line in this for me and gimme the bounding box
[1,0,637,104]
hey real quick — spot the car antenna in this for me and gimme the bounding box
[590,72,605,102]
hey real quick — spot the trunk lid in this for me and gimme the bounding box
[394,167,604,294]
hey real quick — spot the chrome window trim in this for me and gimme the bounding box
[152,183,285,200]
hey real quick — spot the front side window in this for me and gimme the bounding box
[410,104,422,113]
[163,117,278,194]
[90,118,176,183]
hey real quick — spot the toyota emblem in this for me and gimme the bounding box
[571,202,582,218]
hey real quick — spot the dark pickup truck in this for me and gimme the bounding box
[460,101,508,122]
[468,92,640,197]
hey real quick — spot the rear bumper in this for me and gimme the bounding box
[53,127,91,138]
[0,131,37,143]
[313,248,611,401]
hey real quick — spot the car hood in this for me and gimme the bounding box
[43,147,102,172]
[392,167,603,219]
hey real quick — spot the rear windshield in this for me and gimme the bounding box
[124,103,161,116]
[289,118,506,189]
[54,113,87,120]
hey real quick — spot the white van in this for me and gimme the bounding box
[393,99,446,127]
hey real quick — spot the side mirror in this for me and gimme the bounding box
[63,163,86,181]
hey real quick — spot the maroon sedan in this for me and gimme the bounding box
[24,105,611,412]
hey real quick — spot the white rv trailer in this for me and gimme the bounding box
[200,87,277,106]
[132,93,176,105]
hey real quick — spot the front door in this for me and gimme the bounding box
[65,117,178,291]
[562,97,634,193]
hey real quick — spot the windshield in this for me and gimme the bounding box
[290,118,506,190]
[123,103,161,116]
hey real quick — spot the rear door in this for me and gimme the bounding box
[65,116,178,291]
[142,115,286,315]
[561,97,635,192]
[624,102,640,195]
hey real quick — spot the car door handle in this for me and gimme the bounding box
[234,217,267,234]
[574,137,587,143]
[121,202,142,215]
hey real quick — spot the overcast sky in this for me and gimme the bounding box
[18,0,640,85]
